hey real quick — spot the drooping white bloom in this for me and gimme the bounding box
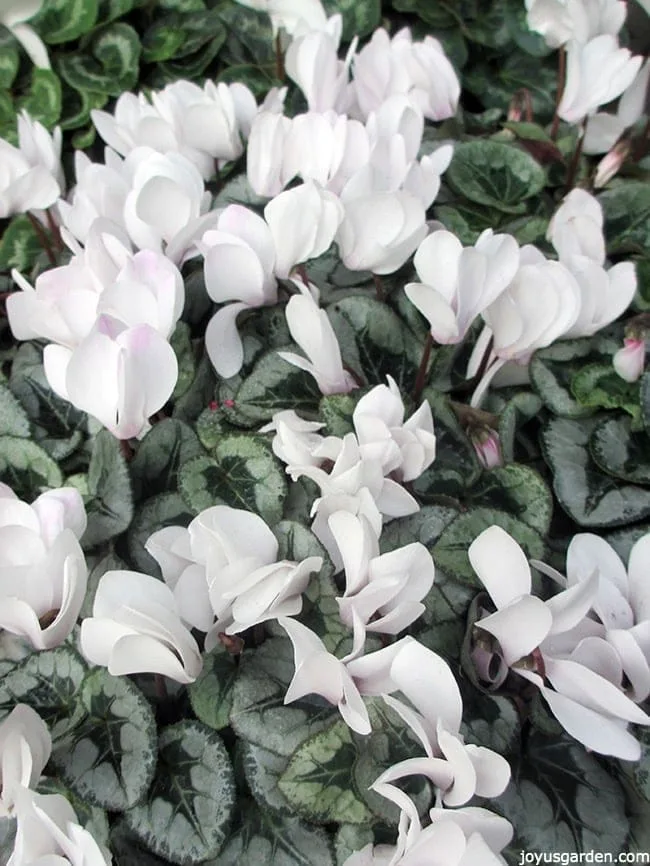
[145,505,321,645]
[524,0,627,48]
[265,181,344,278]
[351,27,460,122]
[286,27,355,114]
[482,247,581,363]
[352,376,436,481]
[259,410,342,471]
[8,219,133,349]
[80,570,202,683]
[547,188,606,265]
[329,510,434,635]
[614,337,646,382]
[337,190,427,275]
[559,256,636,338]
[8,788,112,866]
[281,617,415,734]
[0,111,62,218]
[0,705,51,817]
[469,526,650,759]
[373,641,511,807]
[563,533,650,701]
[558,35,643,124]
[201,205,278,378]
[278,281,358,396]
[584,59,650,154]
[405,229,520,345]
[0,484,87,650]
[44,316,178,440]
[0,0,50,68]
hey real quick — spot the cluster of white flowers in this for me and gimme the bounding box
[469,525,650,761]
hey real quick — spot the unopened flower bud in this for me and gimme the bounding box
[471,426,503,470]
[613,337,646,383]
[594,139,631,188]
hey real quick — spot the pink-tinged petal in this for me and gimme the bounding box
[476,595,552,665]
[535,684,642,760]
[118,325,178,434]
[607,629,650,702]
[205,302,249,379]
[388,639,462,733]
[544,657,650,724]
[32,488,87,544]
[628,533,650,623]
[614,339,645,383]
[468,525,532,609]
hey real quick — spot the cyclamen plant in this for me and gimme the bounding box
[1,0,650,864]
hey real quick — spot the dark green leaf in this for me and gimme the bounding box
[83,429,133,548]
[188,644,238,732]
[0,215,42,272]
[17,69,62,128]
[34,0,99,43]
[130,418,204,500]
[600,181,650,256]
[0,383,30,438]
[590,415,650,483]
[572,364,640,421]
[0,435,62,498]
[127,492,193,575]
[235,352,323,425]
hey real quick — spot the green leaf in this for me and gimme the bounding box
[83,429,133,548]
[0,435,62,498]
[0,646,87,741]
[464,52,557,118]
[130,418,204,501]
[435,201,504,245]
[497,391,543,462]
[503,0,550,55]
[433,507,545,586]
[127,492,193,575]
[322,0,381,39]
[0,215,42,272]
[179,435,287,525]
[572,364,640,420]
[379,505,460,553]
[541,416,650,527]
[0,383,30,437]
[530,335,619,418]
[52,669,157,811]
[0,32,19,88]
[235,352,323,426]
[319,394,356,437]
[124,721,236,866]
[493,732,628,858]
[632,727,650,802]
[240,742,292,814]
[142,10,226,62]
[212,804,335,866]
[468,464,553,535]
[590,415,650,484]
[328,296,420,391]
[34,0,99,43]
[58,23,141,95]
[334,825,374,866]
[600,181,650,256]
[171,322,197,399]
[97,0,136,23]
[279,723,373,825]
[188,644,238,732]
[446,140,546,214]
[17,69,62,128]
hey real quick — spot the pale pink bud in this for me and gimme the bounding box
[613,338,646,383]
[471,427,503,469]
[594,140,631,189]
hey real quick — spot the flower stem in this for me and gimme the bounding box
[413,331,433,403]
[119,439,134,461]
[154,674,168,700]
[550,47,566,142]
[373,274,385,302]
[27,212,57,267]
[46,209,63,252]
[275,33,285,81]
[565,122,586,192]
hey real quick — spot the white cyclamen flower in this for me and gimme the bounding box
[373,640,511,807]
[80,570,202,683]
[0,0,50,68]
[0,705,51,817]
[0,111,62,218]
[558,35,643,124]
[0,484,87,650]
[44,316,178,440]
[8,788,112,866]
[584,59,650,154]
[405,228,520,345]
[264,180,344,278]
[278,281,358,396]
[524,0,626,49]
[547,188,606,265]
[247,111,293,197]
[352,376,436,482]
[559,255,636,338]
[259,410,343,471]
[352,27,460,122]
[337,190,427,275]
[145,505,320,646]
[201,205,278,378]
[286,27,355,114]
[469,526,650,759]
[329,510,435,635]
